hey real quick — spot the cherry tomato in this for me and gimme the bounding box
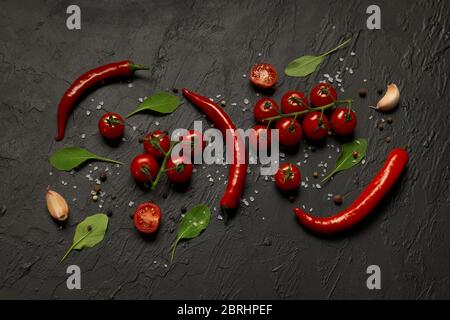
[250,125,272,154]
[330,107,356,135]
[275,118,302,146]
[179,130,205,160]
[281,91,309,114]
[253,98,279,123]
[302,112,330,141]
[330,107,357,135]
[134,202,161,234]
[165,156,193,184]
[274,163,301,191]
[98,112,125,140]
[310,83,337,107]
[143,130,170,159]
[249,63,278,89]
[130,154,159,183]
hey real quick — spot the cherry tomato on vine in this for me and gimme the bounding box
[310,83,337,107]
[130,154,159,183]
[134,202,161,234]
[281,91,309,114]
[302,112,330,141]
[165,156,193,184]
[253,98,279,123]
[98,112,125,140]
[249,63,278,89]
[330,107,357,135]
[250,125,272,153]
[274,163,301,191]
[143,130,170,159]
[179,130,205,160]
[275,118,302,146]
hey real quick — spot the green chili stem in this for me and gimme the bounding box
[150,141,180,190]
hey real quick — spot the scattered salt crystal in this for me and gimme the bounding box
[73,185,77,189]
[243,98,249,105]
[369,115,373,120]
[94,166,98,170]
[81,134,86,139]
[258,52,262,57]
[305,177,309,182]
[328,155,332,159]
[95,179,101,185]
[138,97,144,102]
[49,172,53,176]
[99,101,104,106]
[231,102,237,106]
[216,94,222,98]
[91,98,95,102]
[362,159,366,165]
[304,153,309,159]
[339,58,344,62]
[349,68,354,74]
[209,177,214,182]
[302,205,306,209]
[350,51,356,56]
[254,190,259,194]
[128,201,134,207]
[132,126,137,131]
[309,208,313,212]
[99,205,102,209]
[242,74,247,78]
[72,198,77,202]
[316,184,322,189]
[280,152,285,158]
[155,121,160,126]
[96,105,102,110]
[249,196,255,202]
[128,83,133,88]
[217,215,223,221]
[363,79,368,82]
[86,110,91,116]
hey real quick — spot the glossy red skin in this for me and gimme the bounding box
[179,130,205,159]
[253,98,279,123]
[274,163,301,191]
[143,130,170,159]
[182,88,247,211]
[250,125,272,153]
[98,112,125,140]
[330,108,357,135]
[295,148,409,234]
[249,63,278,89]
[302,112,330,140]
[134,202,161,234]
[281,91,309,114]
[165,156,193,183]
[310,83,337,107]
[56,60,144,141]
[275,118,302,146]
[130,154,159,183]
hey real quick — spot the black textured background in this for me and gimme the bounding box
[0,0,449,300]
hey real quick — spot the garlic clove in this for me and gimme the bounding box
[375,83,400,112]
[46,188,69,221]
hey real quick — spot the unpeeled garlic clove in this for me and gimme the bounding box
[46,188,69,221]
[375,84,400,112]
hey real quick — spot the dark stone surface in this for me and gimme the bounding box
[0,0,449,299]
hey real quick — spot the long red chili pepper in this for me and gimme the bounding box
[55,60,148,141]
[182,88,247,212]
[294,148,409,234]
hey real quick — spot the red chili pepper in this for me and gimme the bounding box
[182,88,248,212]
[55,60,148,141]
[294,148,409,234]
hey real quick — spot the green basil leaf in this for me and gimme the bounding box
[61,213,109,262]
[285,55,324,77]
[285,38,351,77]
[126,92,181,118]
[322,138,368,182]
[170,204,211,261]
[49,146,123,171]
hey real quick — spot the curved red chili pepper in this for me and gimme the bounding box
[294,148,409,234]
[55,60,148,141]
[182,88,248,212]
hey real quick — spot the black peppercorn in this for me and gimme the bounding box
[99,172,107,182]
[162,193,168,199]
[358,88,368,98]
[333,195,343,205]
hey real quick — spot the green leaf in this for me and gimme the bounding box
[126,92,181,118]
[285,55,325,77]
[285,38,351,77]
[61,213,109,262]
[49,146,123,171]
[322,138,367,182]
[170,204,211,261]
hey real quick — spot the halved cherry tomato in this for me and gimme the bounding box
[98,112,125,140]
[253,98,279,123]
[330,107,357,135]
[275,118,302,146]
[274,163,301,191]
[249,63,278,89]
[310,83,337,107]
[134,202,161,234]
[281,91,309,114]
[179,130,205,160]
[165,156,193,184]
[250,125,272,154]
[143,130,170,159]
[130,154,159,183]
[302,112,330,141]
